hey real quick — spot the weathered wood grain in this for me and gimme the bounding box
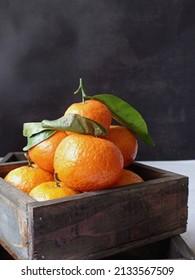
[1,152,26,164]
[0,162,27,178]
[129,162,177,180]
[28,174,188,259]
[0,178,34,259]
[104,235,195,260]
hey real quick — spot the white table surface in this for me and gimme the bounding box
[0,157,194,254]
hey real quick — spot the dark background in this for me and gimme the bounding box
[0,0,194,160]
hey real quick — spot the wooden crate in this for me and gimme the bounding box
[0,159,188,260]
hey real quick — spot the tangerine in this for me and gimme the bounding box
[113,169,144,187]
[29,180,79,201]
[64,99,112,132]
[107,125,138,167]
[28,130,67,173]
[4,164,53,194]
[54,134,124,192]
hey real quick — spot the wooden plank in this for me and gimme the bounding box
[1,152,26,163]
[169,236,195,260]
[1,234,193,260]
[28,174,188,259]
[0,162,27,178]
[129,162,178,180]
[88,230,186,260]
[105,235,195,260]
[0,178,34,259]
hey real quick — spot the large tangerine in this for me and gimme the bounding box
[4,164,53,194]
[54,134,124,192]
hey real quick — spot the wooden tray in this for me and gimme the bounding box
[0,156,188,260]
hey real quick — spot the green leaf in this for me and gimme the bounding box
[86,94,155,146]
[23,122,49,137]
[23,130,56,151]
[23,114,107,151]
[42,113,107,137]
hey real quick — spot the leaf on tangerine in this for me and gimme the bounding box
[23,122,49,137]
[42,114,107,137]
[23,130,56,151]
[86,93,155,146]
[23,113,107,151]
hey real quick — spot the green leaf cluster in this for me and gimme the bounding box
[86,94,154,146]
[23,79,155,151]
[75,78,154,146]
[23,114,107,151]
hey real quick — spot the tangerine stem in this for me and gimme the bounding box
[54,172,61,187]
[74,78,86,103]
[24,152,34,168]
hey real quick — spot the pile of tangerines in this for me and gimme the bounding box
[4,80,154,201]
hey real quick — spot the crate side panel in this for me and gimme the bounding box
[1,152,26,164]
[31,175,188,259]
[0,178,34,259]
[91,229,185,260]
[1,153,14,163]
[129,162,178,181]
[0,162,27,178]
[103,235,194,260]
[0,195,28,259]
